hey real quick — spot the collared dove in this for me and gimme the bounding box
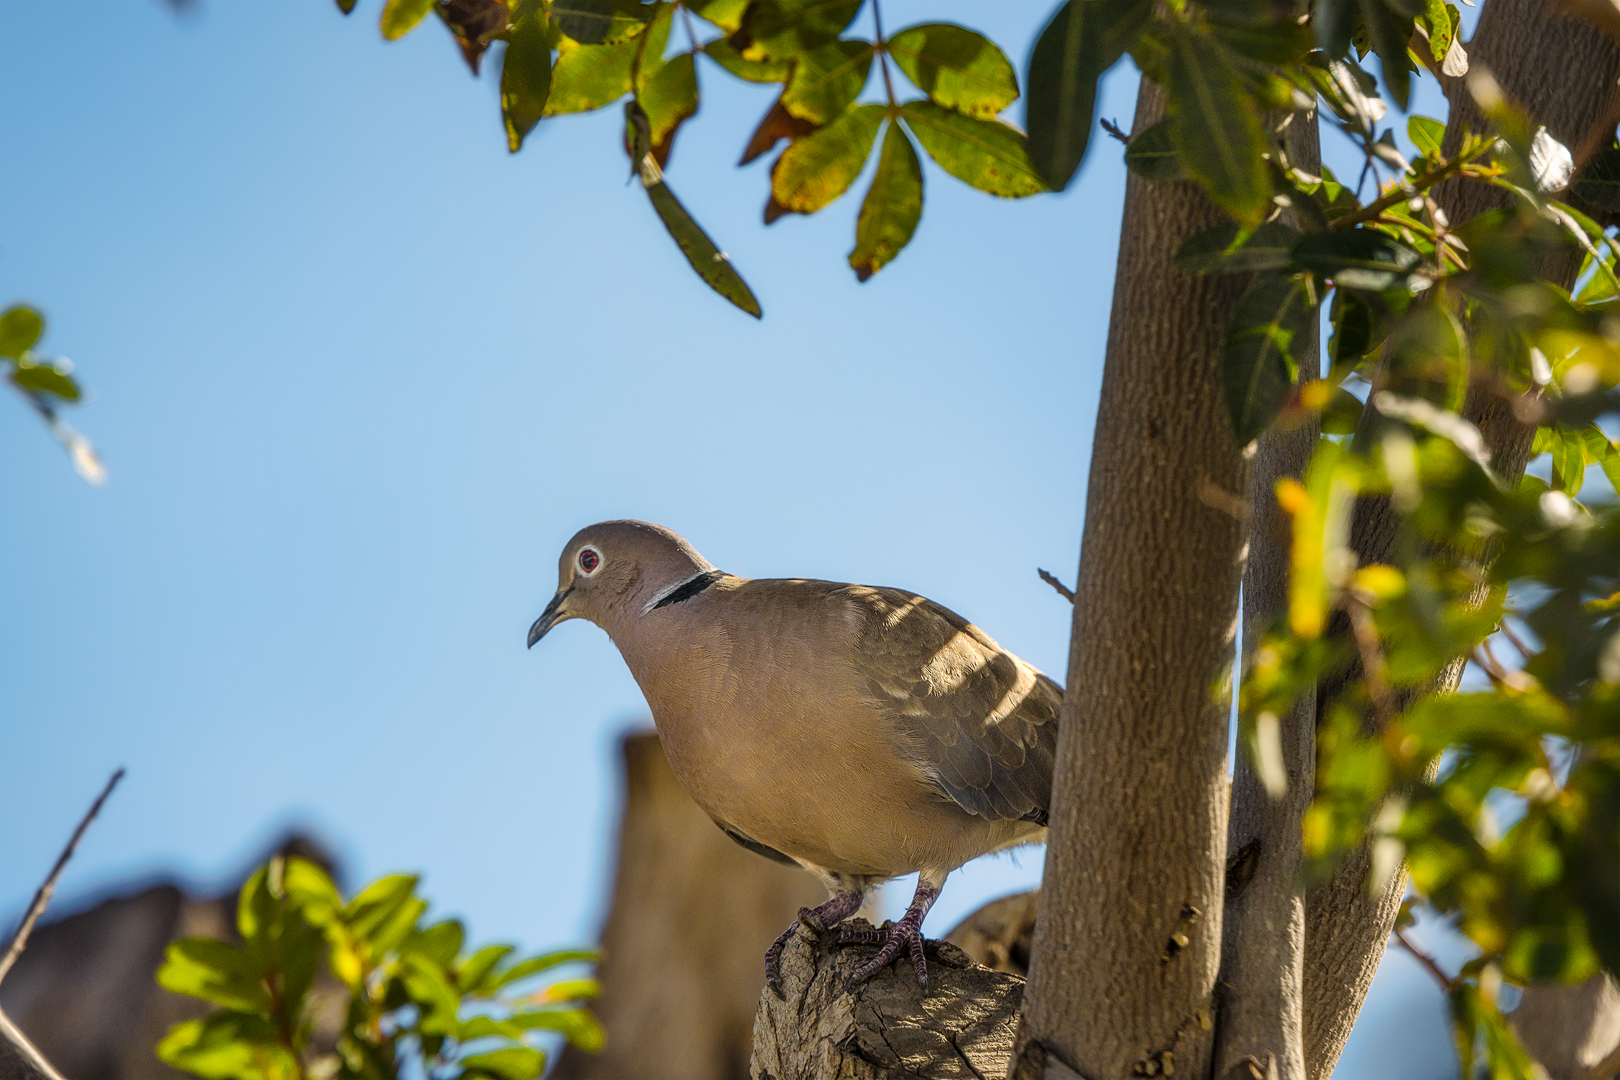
[527,521,1059,992]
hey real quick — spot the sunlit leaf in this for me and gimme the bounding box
[462,1046,548,1080]
[1024,0,1150,190]
[407,919,466,968]
[0,306,45,360]
[1166,24,1269,226]
[551,0,651,45]
[639,52,698,162]
[545,38,638,114]
[380,0,436,40]
[502,13,553,152]
[780,39,873,124]
[772,103,883,213]
[901,101,1046,197]
[687,0,747,33]
[849,121,924,281]
[887,23,1018,119]
[1123,118,1184,181]
[456,943,515,992]
[158,939,271,1013]
[1360,0,1415,111]
[1408,115,1445,159]
[1175,221,1302,273]
[639,157,763,317]
[1222,273,1314,444]
[491,947,600,989]
[703,37,791,82]
[156,1014,292,1080]
[506,1006,606,1050]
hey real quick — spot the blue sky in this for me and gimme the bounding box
[0,1,1471,1075]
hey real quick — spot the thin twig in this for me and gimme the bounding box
[0,768,125,987]
[1498,619,1534,662]
[871,0,898,109]
[1101,118,1130,144]
[1394,925,1456,991]
[1348,601,1397,727]
[1038,568,1076,604]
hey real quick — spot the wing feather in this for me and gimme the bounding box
[842,585,1062,823]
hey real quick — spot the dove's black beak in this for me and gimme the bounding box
[527,587,573,648]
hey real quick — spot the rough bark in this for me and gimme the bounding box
[750,918,1023,1080]
[1015,75,1250,1080]
[1215,111,1323,1080]
[944,892,1038,979]
[555,730,824,1080]
[1301,6,1620,1077]
[1512,974,1620,1080]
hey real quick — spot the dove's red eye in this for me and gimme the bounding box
[578,548,600,574]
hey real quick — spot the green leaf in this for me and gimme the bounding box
[0,306,45,359]
[1573,147,1620,212]
[551,0,651,45]
[1579,424,1620,494]
[10,358,80,401]
[343,873,423,952]
[1292,230,1422,290]
[502,13,553,152]
[901,101,1046,198]
[335,0,356,13]
[736,0,863,62]
[1123,118,1184,181]
[1417,0,1454,67]
[506,1006,606,1050]
[491,947,599,989]
[1550,426,1588,496]
[1166,24,1270,226]
[156,1013,291,1080]
[157,939,270,1013]
[407,918,466,968]
[1320,385,1365,434]
[1314,0,1357,57]
[640,160,763,317]
[1175,221,1302,273]
[398,953,462,1036]
[886,23,1018,120]
[780,39,873,124]
[380,0,436,40]
[1408,115,1445,159]
[461,1046,548,1080]
[1360,0,1414,111]
[688,0,748,33]
[639,52,698,160]
[1024,0,1151,190]
[546,39,638,114]
[1222,273,1314,443]
[702,37,791,83]
[772,103,883,213]
[849,121,924,282]
[456,943,515,992]
[1208,13,1313,65]
[1328,289,1373,370]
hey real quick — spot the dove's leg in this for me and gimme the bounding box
[839,872,945,992]
[764,889,864,996]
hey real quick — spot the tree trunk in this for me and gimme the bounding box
[556,730,824,1080]
[1301,6,1620,1077]
[1214,111,1323,1080]
[1014,75,1251,1080]
[1512,974,1620,1080]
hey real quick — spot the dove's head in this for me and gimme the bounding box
[527,520,716,647]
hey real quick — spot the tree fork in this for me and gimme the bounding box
[1014,76,1251,1080]
[1301,4,1620,1076]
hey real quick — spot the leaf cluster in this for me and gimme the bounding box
[156,856,601,1080]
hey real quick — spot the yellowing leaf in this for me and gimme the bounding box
[849,121,924,281]
[886,23,1018,119]
[780,39,873,124]
[546,38,637,115]
[380,0,436,40]
[900,101,1046,198]
[772,103,883,214]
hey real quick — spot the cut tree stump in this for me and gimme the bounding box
[750,917,1025,1080]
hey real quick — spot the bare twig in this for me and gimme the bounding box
[1038,568,1076,604]
[1499,619,1535,662]
[1393,926,1456,991]
[1101,118,1130,144]
[0,768,125,987]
